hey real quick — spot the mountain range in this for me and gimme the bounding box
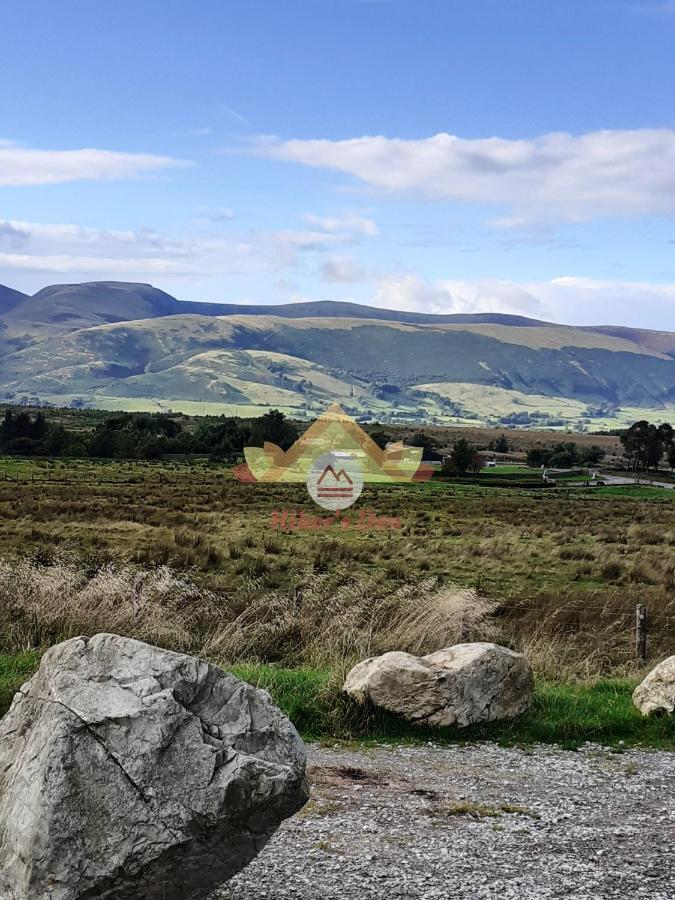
[0,280,673,429]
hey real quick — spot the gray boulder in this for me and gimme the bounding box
[343,642,533,728]
[0,634,308,900]
[633,655,675,716]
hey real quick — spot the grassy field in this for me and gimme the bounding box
[0,455,672,747]
[0,456,673,656]
[417,381,674,431]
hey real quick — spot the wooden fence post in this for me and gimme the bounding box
[635,603,647,664]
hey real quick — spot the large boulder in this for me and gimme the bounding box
[0,634,308,900]
[343,642,533,728]
[633,655,675,716]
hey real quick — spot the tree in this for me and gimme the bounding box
[31,411,48,441]
[249,410,298,451]
[442,438,475,476]
[409,432,440,461]
[621,421,674,472]
[469,451,484,474]
[370,429,393,450]
[0,409,56,455]
[44,425,73,456]
[548,444,576,468]
[578,444,605,466]
[527,447,549,468]
[4,436,45,455]
[193,417,252,459]
[657,424,674,472]
[621,421,650,471]
[0,409,15,445]
[494,434,509,453]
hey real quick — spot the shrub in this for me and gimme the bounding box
[600,558,624,581]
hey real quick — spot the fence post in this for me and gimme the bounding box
[635,603,647,664]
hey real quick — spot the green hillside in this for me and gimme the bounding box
[0,280,673,429]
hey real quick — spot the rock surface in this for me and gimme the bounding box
[343,642,533,727]
[633,655,675,716]
[0,633,308,900]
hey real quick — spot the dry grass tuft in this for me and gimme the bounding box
[203,572,499,670]
[0,556,217,653]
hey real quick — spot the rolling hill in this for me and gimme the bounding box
[0,280,673,429]
[0,284,28,315]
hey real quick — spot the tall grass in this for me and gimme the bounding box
[203,572,498,669]
[0,555,669,682]
[0,556,496,667]
[1,555,673,747]
[0,556,218,653]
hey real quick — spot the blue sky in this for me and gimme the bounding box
[1,0,675,327]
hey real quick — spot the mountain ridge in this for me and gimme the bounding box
[0,280,673,428]
[3,280,675,337]
[3,280,556,328]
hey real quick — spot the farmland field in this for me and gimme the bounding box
[0,454,673,740]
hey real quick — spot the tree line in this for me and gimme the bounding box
[0,407,673,473]
[0,409,299,460]
[526,442,606,469]
[620,421,675,473]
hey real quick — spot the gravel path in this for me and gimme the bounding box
[215,742,674,900]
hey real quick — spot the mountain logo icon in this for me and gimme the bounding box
[307,452,364,510]
[317,464,354,499]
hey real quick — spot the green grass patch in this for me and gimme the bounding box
[228,665,674,750]
[0,651,41,714]
[3,656,672,750]
[230,664,335,736]
[429,800,540,819]
[465,679,675,750]
[589,485,675,499]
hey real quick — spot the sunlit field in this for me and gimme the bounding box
[0,454,672,746]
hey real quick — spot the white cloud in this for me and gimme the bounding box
[304,212,378,237]
[3,216,675,329]
[0,253,190,276]
[0,218,250,279]
[258,129,675,223]
[320,256,371,283]
[256,228,367,268]
[0,213,378,282]
[369,273,675,329]
[0,145,189,186]
[194,207,236,224]
[250,211,378,267]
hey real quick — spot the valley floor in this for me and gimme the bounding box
[217,742,674,900]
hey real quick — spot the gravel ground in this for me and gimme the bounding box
[215,742,675,900]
